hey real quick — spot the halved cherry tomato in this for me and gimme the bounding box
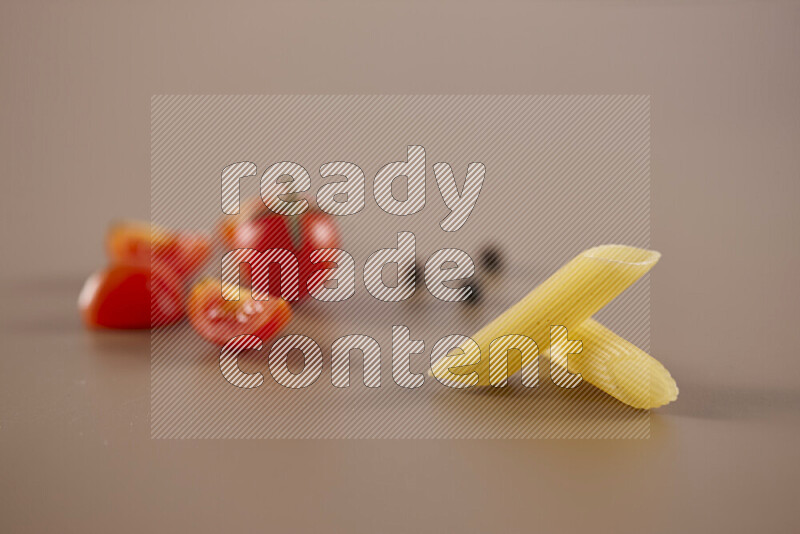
[107,220,212,280]
[219,198,340,299]
[79,263,184,329]
[187,277,292,346]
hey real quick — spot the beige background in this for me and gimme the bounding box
[1,0,799,532]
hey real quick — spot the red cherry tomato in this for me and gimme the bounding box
[79,263,184,329]
[219,199,340,299]
[187,277,292,346]
[107,220,212,280]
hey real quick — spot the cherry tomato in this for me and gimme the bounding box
[79,263,184,329]
[187,277,292,346]
[107,220,212,280]
[219,198,340,299]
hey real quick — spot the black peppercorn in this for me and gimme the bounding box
[461,280,482,306]
[402,261,424,289]
[479,245,504,274]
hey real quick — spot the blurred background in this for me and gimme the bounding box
[148,94,655,439]
[1,1,799,533]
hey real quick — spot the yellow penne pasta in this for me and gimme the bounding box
[430,245,670,405]
[564,318,678,409]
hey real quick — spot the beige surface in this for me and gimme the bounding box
[1,1,799,533]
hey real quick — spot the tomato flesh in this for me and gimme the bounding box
[79,264,185,329]
[107,220,212,280]
[187,278,292,346]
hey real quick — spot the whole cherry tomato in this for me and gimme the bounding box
[219,198,340,300]
[187,277,292,346]
[79,263,184,329]
[107,220,212,280]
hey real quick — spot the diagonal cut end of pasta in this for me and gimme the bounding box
[583,244,661,267]
[566,319,678,409]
